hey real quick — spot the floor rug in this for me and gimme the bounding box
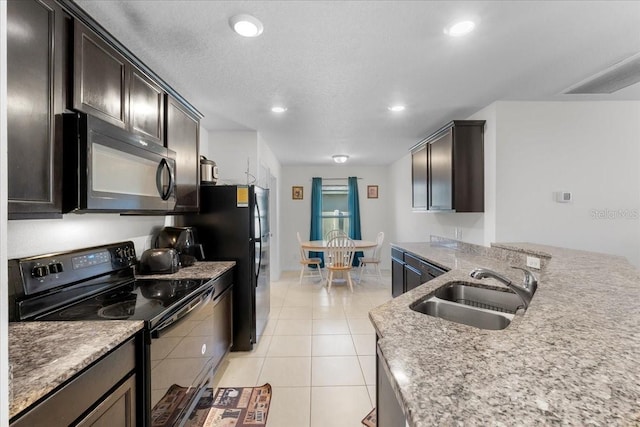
[152,384,272,427]
[362,407,376,427]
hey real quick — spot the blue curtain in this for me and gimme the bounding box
[309,177,324,267]
[348,177,364,266]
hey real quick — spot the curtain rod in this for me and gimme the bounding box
[310,177,362,181]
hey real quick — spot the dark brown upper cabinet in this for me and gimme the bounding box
[411,120,485,212]
[73,20,129,129]
[129,67,165,146]
[166,96,200,212]
[411,144,428,210]
[7,0,68,219]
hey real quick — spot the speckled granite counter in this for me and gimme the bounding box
[9,321,143,419]
[372,242,640,425]
[135,260,235,280]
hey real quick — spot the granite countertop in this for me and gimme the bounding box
[8,321,143,419]
[134,260,235,280]
[372,242,640,426]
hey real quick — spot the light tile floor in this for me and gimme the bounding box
[212,270,392,427]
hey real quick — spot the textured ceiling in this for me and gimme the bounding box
[75,1,640,166]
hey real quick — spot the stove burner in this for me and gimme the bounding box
[57,304,102,319]
[98,298,163,319]
[98,300,136,319]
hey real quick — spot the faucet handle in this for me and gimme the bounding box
[510,266,538,290]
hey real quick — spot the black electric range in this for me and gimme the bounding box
[8,241,233,427]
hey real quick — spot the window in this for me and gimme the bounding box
[321,185,349,238]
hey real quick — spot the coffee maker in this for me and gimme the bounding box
[154,226,205,267]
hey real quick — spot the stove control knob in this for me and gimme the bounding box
[48,263,64,274]
[32,265,49,278]
[124,246,134,259]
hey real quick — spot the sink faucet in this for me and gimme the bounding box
[469,267,538,309]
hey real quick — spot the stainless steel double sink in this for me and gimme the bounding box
[410,281,525,330]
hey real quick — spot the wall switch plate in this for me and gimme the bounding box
[554,191,572,203]
[526,256,541,269]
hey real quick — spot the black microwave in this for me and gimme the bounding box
[63,113,176,213]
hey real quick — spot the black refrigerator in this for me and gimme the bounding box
[177,185,270,351]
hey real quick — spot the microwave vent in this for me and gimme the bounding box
[563,52,640,94]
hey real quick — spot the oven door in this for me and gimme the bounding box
[148,284,216,426]
[63,113,176,213]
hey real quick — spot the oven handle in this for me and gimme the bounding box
[174,358,215,427]
[153,286,213,334]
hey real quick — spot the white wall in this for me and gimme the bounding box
[7,214,165,259]
[280,165,392,271]
[199,124,210,159]
[494,101,640,265]
[208,131,258,185]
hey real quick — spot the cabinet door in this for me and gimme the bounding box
[76,375,136,427]
[411,145,428,209]
[404,265,423,293]
[7,0,66,219]
[73,20,129,128]
[428,130,453,210]
[391,258,405,297]
[130,67,165,146]
[166,96,200,211]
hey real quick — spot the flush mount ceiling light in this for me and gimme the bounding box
[444,20,476,37]
[229,14,264,37]
[388,105,406,112]
[332,154,349,164]
[271,106,287,113]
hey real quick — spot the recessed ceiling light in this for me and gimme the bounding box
[388,105,406,112]
[332,154,349,164]
[444,20,475,37]
[229,14,264,37]
[271,106,287,113]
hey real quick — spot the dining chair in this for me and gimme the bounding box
[325,236,356,292]
[297,232,323,284]
[358,231,385,283]
[325,229,347,241]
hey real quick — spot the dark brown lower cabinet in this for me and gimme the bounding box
[10,337,139,427]
[391,248,448,296]
[76,375,136,427]
[404,264,423,293]
[391,257,405,298]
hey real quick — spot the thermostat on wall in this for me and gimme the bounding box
[554,191,572,203]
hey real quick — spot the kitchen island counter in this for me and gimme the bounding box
[372,241,640,425]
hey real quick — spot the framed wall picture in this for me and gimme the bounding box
[292,186,304,200]
[367,185,379,199]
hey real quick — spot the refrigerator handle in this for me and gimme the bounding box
[255,194,262,286]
